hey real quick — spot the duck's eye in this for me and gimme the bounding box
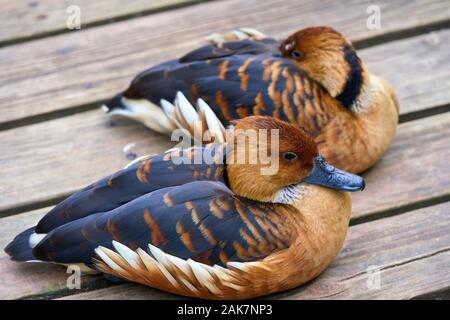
[291,50,303,59]
[283,152,298,161]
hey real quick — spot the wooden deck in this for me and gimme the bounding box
[0,0,449,300]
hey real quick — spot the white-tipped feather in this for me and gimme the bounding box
[148,244,173,266]
[112,241,140,268]
[160,99,175,115]
[197,98,226,143]
[232,30,248,40]
[205,28,267,44]
[29,233,47,249]
[239,28,267,39]
[175,92,200,129]
[95,241,260,297]
[114,97,176,134]
[180,278,200,293]
[95,246,125,272]
[165,254,192,276]
[205,33,224,44]
[160,99,181,128]
[124,154,153,169]
[187,259,220,294]
[136,248,158,271]
[165,147,181,153]
[161,97,194,142]
[160,92,226,144]
[227,261,248,272]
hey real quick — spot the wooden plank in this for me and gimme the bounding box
[60,202,450,299]
[0,206,76,299]
[0,111,173,214]
[0,0,199,44]
[359,29,450,114]
[1,109,449,217]
[0,0,449,124]
[0,206,112,299]
[280,202,450,299]
[352,112,450,219]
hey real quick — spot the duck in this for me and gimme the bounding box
[103,26,399,174]
[6,95,365,299]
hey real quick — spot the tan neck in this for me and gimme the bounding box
[315,49,371,113]
[284,184,350,236]
[272,183,351,262]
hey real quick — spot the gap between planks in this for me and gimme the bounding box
[0,0,215,49]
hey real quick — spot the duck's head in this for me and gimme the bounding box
[279,26,368,110]
[226,116,365,202]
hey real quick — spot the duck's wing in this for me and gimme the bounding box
[205,28,268,45]
[179,38,278,62]
[125,53,317,123]
[35,145,225,233]
[31,181,292,269]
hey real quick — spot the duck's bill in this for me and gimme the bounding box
[303,156,365,192]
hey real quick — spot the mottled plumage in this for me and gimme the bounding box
[104,27,399,174]
[117,38,331,133]
[6,107,365,299]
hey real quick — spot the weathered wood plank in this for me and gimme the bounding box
[59,202,450,299]
[0,207,71,299]
[280,202,450,299]
[359,29,450,114]
[352,112,450,218]
[1,0,449,124]
[0,111,173,214]
[0,0,199,44]
[0,206,112,299]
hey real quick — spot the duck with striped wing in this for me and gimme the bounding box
[6,96,364,299]
[104,26,399,174]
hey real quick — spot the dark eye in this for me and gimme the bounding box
[283,152,298,161]
[291,50,303,59]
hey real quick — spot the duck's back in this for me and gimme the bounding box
[121,38,339,134]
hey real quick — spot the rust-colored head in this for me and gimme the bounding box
[280,26,366,105]
[226,116,318,201]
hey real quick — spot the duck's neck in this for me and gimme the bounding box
[319,45,371,112]
[274,183,351,256]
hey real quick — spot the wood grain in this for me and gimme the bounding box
[0,206,112,299]
[0,207,75,299]
[352,112,450,218]
[59,202,450,299]
[359,29,450,114]
[0,0,449,124]
[1,110,449,217]
[0,111,173,213]
[0,0,198,44]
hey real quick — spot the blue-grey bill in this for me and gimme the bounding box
[302,156,365,192]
